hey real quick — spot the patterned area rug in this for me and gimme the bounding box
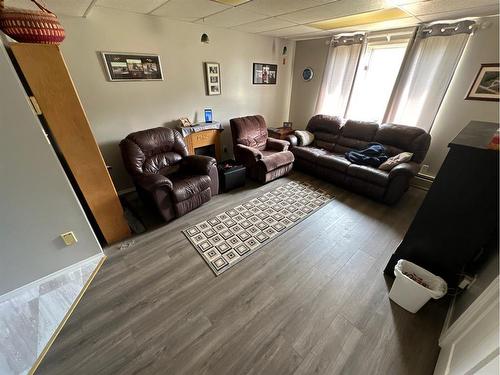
[183,181,335,275]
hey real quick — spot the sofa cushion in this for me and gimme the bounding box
[170,174,211,202]
[374,123,430,163]
[314,139,335,151]
[316,152,351,172]
[333,120,379,154]
[306,115,343,151]
[313,132,338,151]
[306,114,343,134]
[347,164,389,186]
[291,146,328,161]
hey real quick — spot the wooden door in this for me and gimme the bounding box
[10,43,130,244]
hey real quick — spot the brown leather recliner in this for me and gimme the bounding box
[120,127,218,222]
[230,115,294,183]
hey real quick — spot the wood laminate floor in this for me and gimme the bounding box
[36,172,448,375]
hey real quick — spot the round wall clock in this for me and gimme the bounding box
[302,67,314,81]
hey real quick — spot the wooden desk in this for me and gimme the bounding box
[268,127,294,140]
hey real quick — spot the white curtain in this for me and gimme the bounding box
[385,22,473,131]
[316,40,363,117]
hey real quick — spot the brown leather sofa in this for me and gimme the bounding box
[287,115,431,204]
[230,115,294,183]
[120,127,218,222]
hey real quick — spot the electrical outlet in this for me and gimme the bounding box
[60,231,78,246]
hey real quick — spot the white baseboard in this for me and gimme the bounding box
[411,173,434,191]
[0,253,105,303]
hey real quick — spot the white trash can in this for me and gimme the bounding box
[389,259,447,313]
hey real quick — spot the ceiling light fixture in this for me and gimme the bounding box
[201,33,210,44]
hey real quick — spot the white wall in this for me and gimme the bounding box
[289,38,330,130]
[58,7,295,191]
[288,16,500,176]
[0,40,102,296]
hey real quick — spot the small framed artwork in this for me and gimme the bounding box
[253,63,277,85]
[205,62,221,95]
[101,52,163,81]
[179,117,192,127]
[465,63,499,102]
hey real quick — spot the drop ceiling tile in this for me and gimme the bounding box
[401,0,499,16]
[387,0,425,5]
[96,0,167,14]
[152,0,231,19]
[293,32,334,41]
[260,25,324,38]
[310,8,410,30]
[329,16,418,33]
[196,7,268,27]
[415,4,500,22]
[278,0,389,24]
[233,17,297,33]
[237,0,341,17]
[5,0,94,17]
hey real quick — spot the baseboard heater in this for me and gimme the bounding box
[411,173,434,191]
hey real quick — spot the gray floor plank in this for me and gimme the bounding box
[35,171,448,375]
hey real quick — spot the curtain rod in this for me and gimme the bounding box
[327,18,478,46]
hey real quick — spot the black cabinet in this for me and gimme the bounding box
[384,121,499,287]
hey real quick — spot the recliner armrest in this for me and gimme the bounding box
[266,137,289,151]
[286,134,298,147]
[259,150,294,171]
[182,155,217,175]
[135,173,173,192]
[388,162,420,179]
[235,144,263,161]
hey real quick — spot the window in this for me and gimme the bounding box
[317,23,473,131]
[346,40,409,123]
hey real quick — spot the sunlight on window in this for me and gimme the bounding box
[347,43,407,122]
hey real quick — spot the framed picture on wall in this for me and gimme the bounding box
[204,62,221,95]
[101,52,163,81]
[253,63,277,85]
[465,63,499,102]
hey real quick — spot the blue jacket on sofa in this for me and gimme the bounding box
[345,142,388,167]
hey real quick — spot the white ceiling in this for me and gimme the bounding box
[4,0,499,39]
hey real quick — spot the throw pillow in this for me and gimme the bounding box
[379,152,413,171]
[295,130,315,146]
